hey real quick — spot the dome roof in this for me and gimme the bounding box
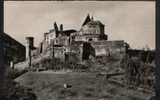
[86,20,104,26]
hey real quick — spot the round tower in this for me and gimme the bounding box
[25,37,34,59]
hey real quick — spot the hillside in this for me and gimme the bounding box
[15,71,153,100]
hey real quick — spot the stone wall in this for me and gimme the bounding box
[42,41,49,53]
[89,40,127,58]
[54,36,69,46]
[14,50,52,70]
[81,20,104,35]
[44,29,56,45]
[82,24,101,35]
[65,52,81,64]
[68,44,83,63]
[73,34,99,42]
[54,46,66,62]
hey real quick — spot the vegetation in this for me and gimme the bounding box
[15,72,152,100]
[7,68,27,79]
[124,55,155,90]
[0,79,37,100]
[11,49,155,100]
[31,57,89,72]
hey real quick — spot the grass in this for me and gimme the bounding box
[15,72,153,100]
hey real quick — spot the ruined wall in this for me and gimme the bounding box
[14,49,52,70]
[90,40,127,58]
[45,29,56,45]
[31,49,39,57]
[68,45,83,63]
[93,45,108,56]
[73,34,99,42]
[82,24,100,35]
[41,40,52,53]
[54,46,66,62]
[65,52,81,64]
[54,36,69,46]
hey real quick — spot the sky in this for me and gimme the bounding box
[4,1,155,49]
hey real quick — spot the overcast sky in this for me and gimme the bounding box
[4,1,155,49]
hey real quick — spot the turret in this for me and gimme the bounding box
[59,24,63,35]
[60,24,63,32]
[54,22,59,37]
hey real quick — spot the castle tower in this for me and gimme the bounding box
[60,24,63,32]
[25,37,34,59]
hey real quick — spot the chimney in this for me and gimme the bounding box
[54,22,58,32]
[54,22,59,37]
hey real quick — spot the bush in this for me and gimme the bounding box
[0,79,37,100]
[7,68,27,79]
[57,88,78,99]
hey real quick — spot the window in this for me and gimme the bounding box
[88,38,93,41]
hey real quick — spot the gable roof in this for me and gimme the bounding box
[0,32,25,48]
[82,14,91,26]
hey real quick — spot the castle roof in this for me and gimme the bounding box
[82,14,91,26]
[82,14,104,26]
[86,20,104,26]
[61,29,77,36]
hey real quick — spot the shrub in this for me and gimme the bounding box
[0,79,37,100]
[58,89,78,97]
[7,68,27,79]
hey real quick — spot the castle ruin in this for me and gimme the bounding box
[16,14,129,69]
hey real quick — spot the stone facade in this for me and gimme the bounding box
[90,40,127,57]
[54,36,70,46]
[53,46,66,61]
[71,15,107,42]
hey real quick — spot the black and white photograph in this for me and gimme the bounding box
[1,1,155,100]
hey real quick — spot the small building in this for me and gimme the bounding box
[0,32,25,67]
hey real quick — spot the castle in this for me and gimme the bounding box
[16,14,129,69]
